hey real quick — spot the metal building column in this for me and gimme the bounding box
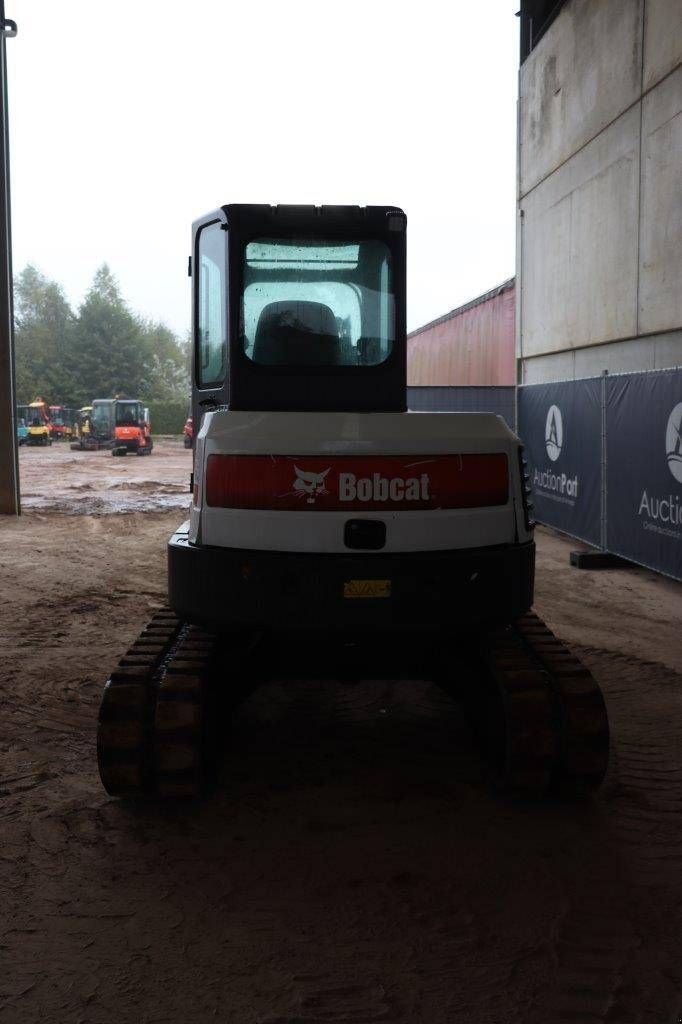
[0,2,18,514]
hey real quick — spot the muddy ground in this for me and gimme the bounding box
[2,439,682,1023]
[18,435,192,514]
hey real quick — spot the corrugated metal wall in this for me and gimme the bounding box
[407,386,516,429]
[407,279,516,386]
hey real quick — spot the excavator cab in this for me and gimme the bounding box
[90,399,115,446]
[179,205,532,633]
[190,204,406,435]
[70,406,95,450]
[111,399,153,456]
[26,398,52,446]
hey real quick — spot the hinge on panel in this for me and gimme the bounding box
[2,18,18,37]
[187,255,192,277]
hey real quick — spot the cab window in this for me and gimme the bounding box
[197,222,227,386]
[241,238,394,367]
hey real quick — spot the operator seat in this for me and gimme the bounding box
[252,300,339,365]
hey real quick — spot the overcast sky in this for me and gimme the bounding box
[7,0,520,338]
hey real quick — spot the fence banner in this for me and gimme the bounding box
[606,369,682,580]
[518,378,602,547]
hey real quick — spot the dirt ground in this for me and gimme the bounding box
[2,439,682,1024]
[18,435,192,514]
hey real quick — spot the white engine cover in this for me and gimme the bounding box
[190,410,530,554]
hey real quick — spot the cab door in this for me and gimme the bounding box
[192,214,228,441]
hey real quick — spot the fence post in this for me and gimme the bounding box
[600,370,608,552]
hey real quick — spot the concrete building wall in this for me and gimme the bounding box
[517,0,682,383]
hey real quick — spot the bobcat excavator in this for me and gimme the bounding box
[97,205,609,800]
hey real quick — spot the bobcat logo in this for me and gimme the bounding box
[293,465,331,504]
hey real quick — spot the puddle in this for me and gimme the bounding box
[21,493,191,515]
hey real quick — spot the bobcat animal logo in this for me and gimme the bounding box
[666,402,682,484]
[293,465,331,504]
[545,404,563,462]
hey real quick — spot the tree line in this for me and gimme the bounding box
[14,263,190,408]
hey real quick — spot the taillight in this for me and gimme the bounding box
[205,454,509,511]
[518,446,535,530]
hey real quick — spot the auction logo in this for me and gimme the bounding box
[545,405,563,462]
[637,402,682,535]
[666,403,682,484]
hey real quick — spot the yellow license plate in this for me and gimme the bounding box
[343,579,392,599]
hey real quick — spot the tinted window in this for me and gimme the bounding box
[197,222,227,386]
[241,238,394,367]
[115,401,141,426]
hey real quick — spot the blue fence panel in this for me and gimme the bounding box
[518,378,602,548]
[606,368,682,581]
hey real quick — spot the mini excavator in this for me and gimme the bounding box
[97,205,609,799]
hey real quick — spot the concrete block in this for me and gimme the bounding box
[644,0,682,92]
[570,549,634,570]
[520,105,640,358]
[519,0,643,197]
[639,66,682,335]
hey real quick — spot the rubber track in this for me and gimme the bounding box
[153,624,216,797]
[97,608,183,796]
[98,609,608,801]
[482,611,610,796]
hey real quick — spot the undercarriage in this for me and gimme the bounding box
[97,606,609,800]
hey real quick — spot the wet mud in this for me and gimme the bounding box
[18,436,191,513]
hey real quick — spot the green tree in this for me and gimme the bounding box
[138,320,190,403]
[14,261,190,409]
[72,264,147,400]
[14,265,77,404]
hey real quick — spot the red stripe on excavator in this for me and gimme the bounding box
[206,454,509,511]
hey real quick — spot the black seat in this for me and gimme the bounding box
[252,300,338,365]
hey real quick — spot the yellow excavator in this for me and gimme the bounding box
[25,398,52,446]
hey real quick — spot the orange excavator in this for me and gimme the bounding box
[98,398,153,455]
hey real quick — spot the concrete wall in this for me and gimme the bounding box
[517,0,682,383]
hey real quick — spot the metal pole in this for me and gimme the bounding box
[0,1,18,515]
[600,369,608,552]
